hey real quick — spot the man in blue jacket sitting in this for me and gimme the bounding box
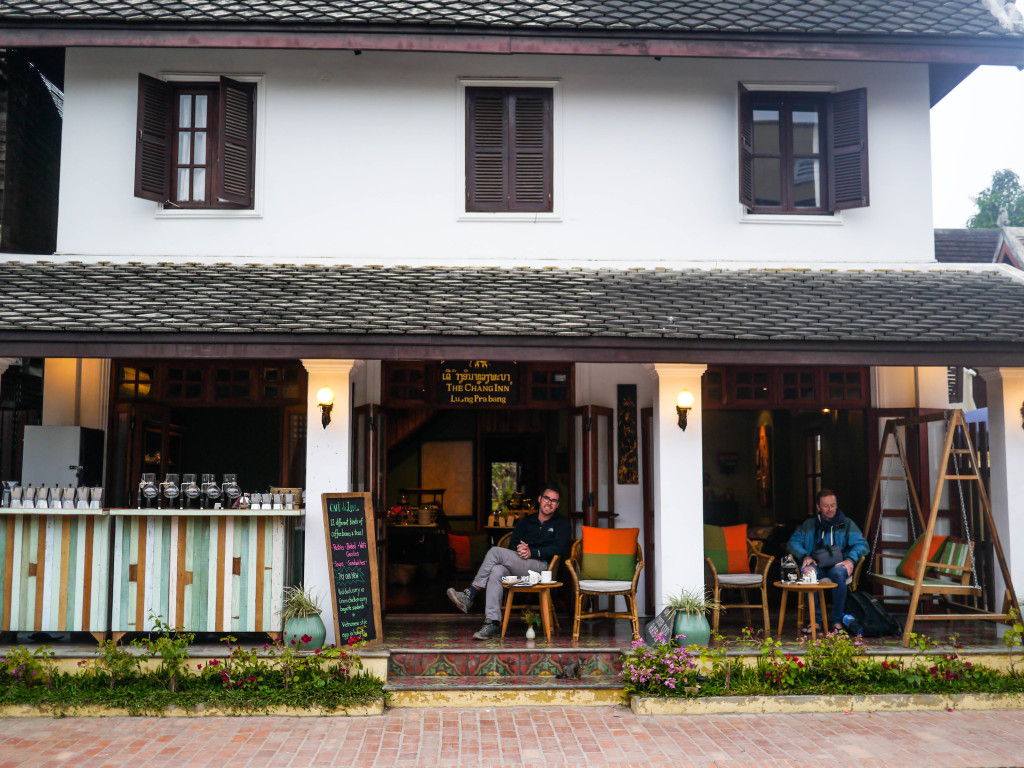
[787,489,869,634]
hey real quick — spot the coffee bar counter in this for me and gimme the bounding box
[1,507,303,642]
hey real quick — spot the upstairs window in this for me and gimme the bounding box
[739,87,868,215]
[466,87,553,213]
[134,74,256,209]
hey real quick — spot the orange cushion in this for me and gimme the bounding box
[580,526,639,581]
[447,534,472,570]
[897,534,947,579]
[704,524,749,574]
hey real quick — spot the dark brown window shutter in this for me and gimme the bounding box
[509,90,552,212]
[466,88,508,212]
[217,76,256,208]
[134,74,171,202]
[738,85,754,210]
[466,87,552,212]
[827,87,869,211]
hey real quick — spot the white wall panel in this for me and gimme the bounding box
[57,49,934,266]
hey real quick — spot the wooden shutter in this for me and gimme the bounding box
[509,90,552,212]
[827,87,869,211]
[217,76,256,208]
[738,85,754,210]
[134,74,171,202]
[467,88,552,212]
[466,88,508,211]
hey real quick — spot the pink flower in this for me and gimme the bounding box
[301,634,313,645]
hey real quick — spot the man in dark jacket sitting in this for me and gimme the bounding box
[447,483,570,640]
[787,489,869,634]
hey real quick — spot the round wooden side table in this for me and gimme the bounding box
[773,580,837,641]
[500,581,562,641]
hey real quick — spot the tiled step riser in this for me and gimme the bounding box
[388,650,622,678]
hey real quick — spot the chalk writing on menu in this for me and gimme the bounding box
[323,493,381,644]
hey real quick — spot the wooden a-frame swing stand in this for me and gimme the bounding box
[864,410,1021,647]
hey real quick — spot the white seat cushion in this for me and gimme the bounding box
[579,579,632,593]
[718,573,763,587]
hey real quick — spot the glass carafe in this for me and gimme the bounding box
[138,473,158,509]
[222,474,241,506]
[161,473,180,509]
[201,474,221,508]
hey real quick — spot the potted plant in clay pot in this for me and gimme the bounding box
[664,586,720,647]
[280,584,327,650]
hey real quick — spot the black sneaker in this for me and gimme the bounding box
[446,587,473,614]
[473,621,501,640]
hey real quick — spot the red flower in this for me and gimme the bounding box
[301,634,313,645]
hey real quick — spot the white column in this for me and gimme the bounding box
[977,367,1024,614]
[301,358,356,646]
[648,363,707,611]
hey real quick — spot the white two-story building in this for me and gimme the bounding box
[1,0,1024,643]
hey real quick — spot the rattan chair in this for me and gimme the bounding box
[565,538,644,641]
[704,539,774,636]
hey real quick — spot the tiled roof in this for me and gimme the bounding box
[1,262,1023,345]
[934,228,1002,264]
[0,0,1016,37]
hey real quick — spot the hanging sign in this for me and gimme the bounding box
[438,360,520,406]
[321,492,382,645]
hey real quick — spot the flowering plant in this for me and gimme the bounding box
[620,631,701,696]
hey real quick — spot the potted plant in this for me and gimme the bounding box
[664,586,720,647]
[521,608,542,639]
[280,584,327,650]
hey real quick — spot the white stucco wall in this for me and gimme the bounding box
[57,48,934,266]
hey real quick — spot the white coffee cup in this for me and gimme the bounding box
[541,570,553,583]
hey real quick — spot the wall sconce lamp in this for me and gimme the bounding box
[1020,401,1024,430]
[317,387,335,429]
[676,390,695,431]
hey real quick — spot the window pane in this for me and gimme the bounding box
[792,108,820,153]
[793,159,821,207]
[753,158,781,206]
[178,95,192,128]
[194,95,208,129]
[177,168,190,201]
[177,132,191,163]
[194,131,206,164]
[193,168,206,201]
[752,108,780,153]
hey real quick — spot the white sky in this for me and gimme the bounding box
[931,64,1024,228]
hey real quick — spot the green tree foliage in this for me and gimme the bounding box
[967,169,1024,228]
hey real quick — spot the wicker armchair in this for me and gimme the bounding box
[565,538,644,641]
[704,540,774,636]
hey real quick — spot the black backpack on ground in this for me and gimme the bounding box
[844,589,902,637]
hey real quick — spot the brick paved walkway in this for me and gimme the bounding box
[2,707,1023,768]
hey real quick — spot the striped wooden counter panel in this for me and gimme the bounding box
[110,513,288,634]
[0,512,111,633]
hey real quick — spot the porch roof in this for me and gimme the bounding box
[2,260,1024,365]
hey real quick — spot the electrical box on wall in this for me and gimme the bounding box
[21,426,105,487]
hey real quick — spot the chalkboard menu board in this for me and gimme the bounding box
[322,492,382,645]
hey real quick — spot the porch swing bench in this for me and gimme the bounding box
[872,536,985,618]
[863,410,1020,646]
